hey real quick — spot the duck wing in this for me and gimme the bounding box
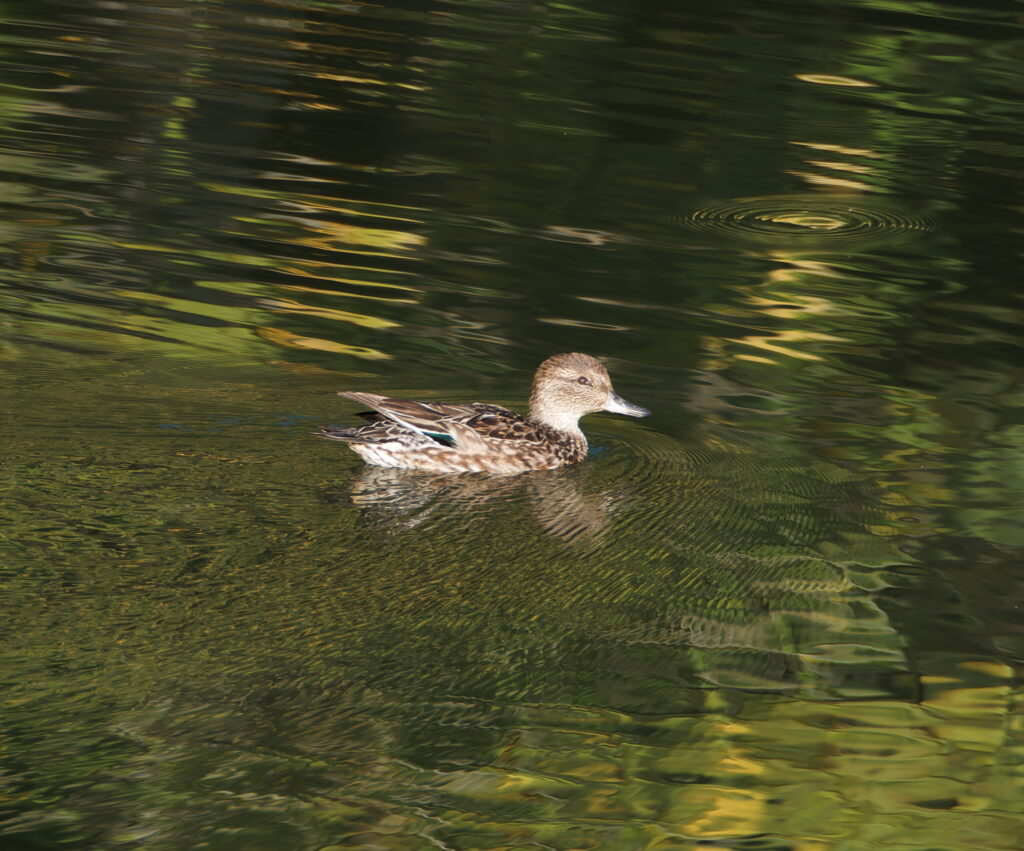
[339,392,536,444]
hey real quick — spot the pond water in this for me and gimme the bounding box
[2,0,1023,848]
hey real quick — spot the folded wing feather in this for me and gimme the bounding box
[338,392,532,445]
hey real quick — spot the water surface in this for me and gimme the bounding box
[2,0,1023,848]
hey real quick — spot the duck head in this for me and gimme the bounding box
[529,352,650,432]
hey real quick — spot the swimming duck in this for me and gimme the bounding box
[319,352,650,474]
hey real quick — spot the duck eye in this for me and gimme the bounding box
[576,376,590,385]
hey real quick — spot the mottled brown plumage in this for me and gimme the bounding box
[319,353,650,474]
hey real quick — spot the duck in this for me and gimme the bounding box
[318,352,650,474]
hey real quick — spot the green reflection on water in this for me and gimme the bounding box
[1,0,1022,848]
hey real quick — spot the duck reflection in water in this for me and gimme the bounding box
[345,464,614,547]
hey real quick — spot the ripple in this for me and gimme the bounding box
[587,423,890,575]
[678,195,932,244]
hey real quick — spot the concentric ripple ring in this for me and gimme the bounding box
[678,195,931,243]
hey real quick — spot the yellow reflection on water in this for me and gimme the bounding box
[680,787,767,839]
[700,257,857,368]
[795,73,877,87]
[289,218,427,253]
[791,141,882,158]
[747,294,835,319]
[787,170,874,191]
[312,71,427,93]
[764,258,843,285]
[806,159,875,174]
[539,317,633,331]
[256,326,391,359]
[281,281,418,304]
[258,297,400,329]
[768,213,846,230]
[202,182,428,222]
[727,329,846,362]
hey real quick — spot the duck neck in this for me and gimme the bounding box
[529,395,585,437]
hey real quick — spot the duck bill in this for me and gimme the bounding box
[602,392,651,418]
